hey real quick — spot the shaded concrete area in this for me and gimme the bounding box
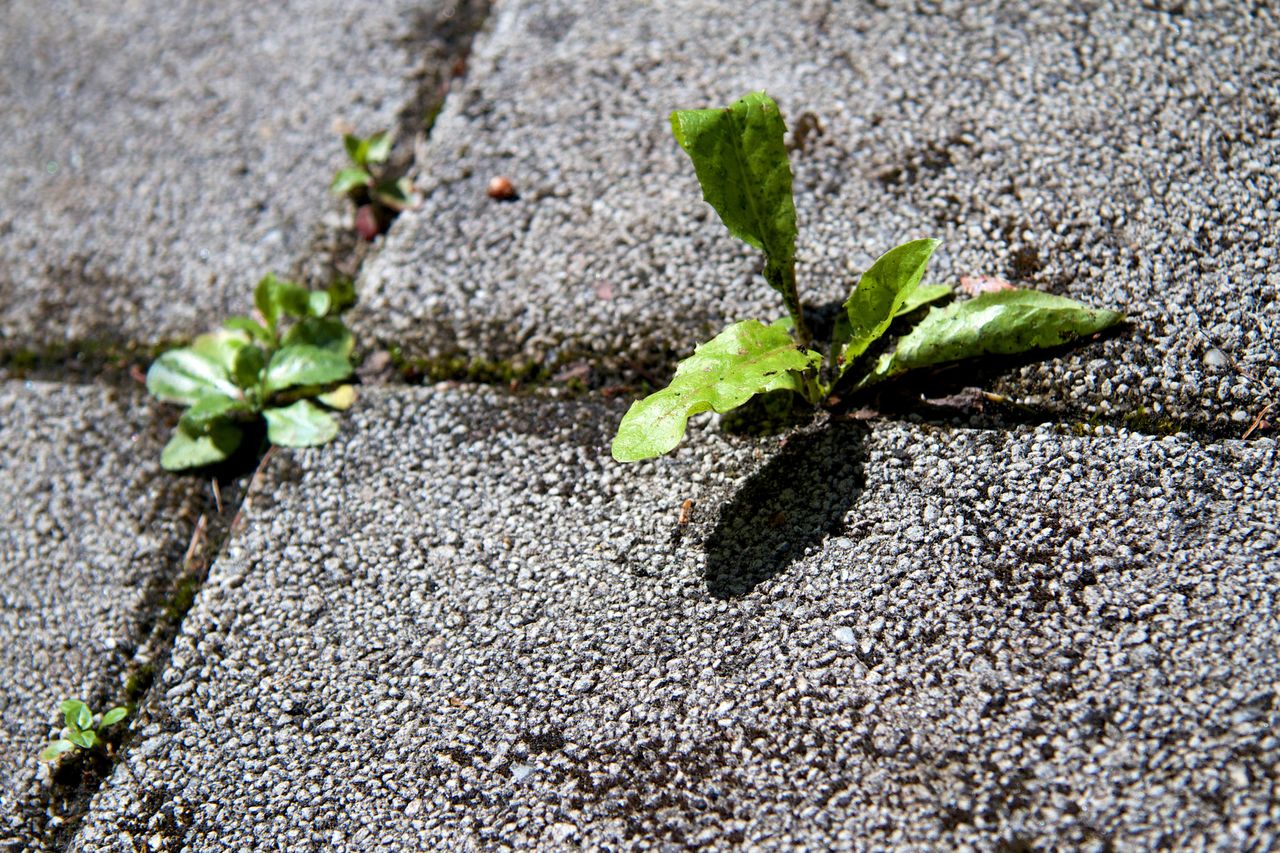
[0,382,212,851]
[76,387,1278,850]
[359,0,1277,428]
[0,0,480,350]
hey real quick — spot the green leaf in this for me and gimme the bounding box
[326,278,357,313]
[330,167,371,196]
[834,239,939,374]
[99,707,128,729]
[263,345,353,395]
[179,395,248,433]
[254,274,311,331]
[859,289,1125,388]
[364,131,392,164]
[61,700,90,731]
[147,349,240,406]
[224,315,272,344]
[41,739,77,761]
[281,318,355,358]
[264,400,340,447]
[894,283,952,317]
[161,422,243,471]
[191,330,250,375]
[343,133,366,166]
[231,345,266,390]
[372,178,411,211]
[69,729,97,749]
[307,290,332,318]
[611,320,822,462]
[671,92,802,328]
[316,384,356,410]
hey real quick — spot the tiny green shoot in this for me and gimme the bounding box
[331,130,412,239]
[39,699,128,761]
[147,274,358,471]
[611,92,1124,462]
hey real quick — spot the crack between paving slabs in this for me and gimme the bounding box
[6,4,495,849]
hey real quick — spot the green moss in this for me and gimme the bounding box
[1121,407,1182,437]
[164,572,203,623]
[387,346,553,388]
[0,337,188,383]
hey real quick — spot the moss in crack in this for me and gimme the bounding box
[0,337,188,385]
[388,345,550,388]
[1121,407,1184,437]
[19,443,253,850]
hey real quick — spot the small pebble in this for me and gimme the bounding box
[487,176,517,200]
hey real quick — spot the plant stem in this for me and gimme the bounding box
[766,261,812,347]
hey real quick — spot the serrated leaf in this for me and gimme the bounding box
[894,283,952,317]
[316,384,356,410]
[40,739,77,761]
[99,707,128,729]
[330,167,371,196]
[281,317,355,358]
[859,289,1125,388]
[364,131,392,164]
[147,349,240,406]
[264,400,340,447]
[611,320,822,462]
[61,700,89,731]
[834,239,938,375]
[224,316,272,344]
[671,92,800,316]
[254,274,311,331]
[231,345,266,390]
[263,345,352,394]
[161,422,243,471]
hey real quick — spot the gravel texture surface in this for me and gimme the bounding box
[0,0,476,349]
[359,0,1278,429]
[76,386,1279,850]
[0,382,207,851]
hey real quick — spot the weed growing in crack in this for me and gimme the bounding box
[39,700,128,762]
[611,92,1125,461]
[147,274,358,470]
[331,130,413,240]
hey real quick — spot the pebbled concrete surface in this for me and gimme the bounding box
[360,0,1278,429]
[76,386,1279,850]
[0,382,208,851]
[0,0,475,350]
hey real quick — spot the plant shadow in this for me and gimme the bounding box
[704,420,867,599]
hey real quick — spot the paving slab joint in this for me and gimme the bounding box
[289,0,493,292]
[8,459,260,851]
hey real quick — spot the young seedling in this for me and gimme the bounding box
[611,92,1124,461]
[330,130,413,239]
[40,700,128,762]
[147,274,358,471]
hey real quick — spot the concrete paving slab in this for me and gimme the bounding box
[0,382,210,850]
[76,386,1278,850]
[0,0,479,349]
[360,0,1278,429]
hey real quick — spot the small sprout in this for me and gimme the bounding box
[40,699,128,762]
[148,274,358,471]
[331,130,412,239]
[612,92,1125,461]
[487,175,517,200]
